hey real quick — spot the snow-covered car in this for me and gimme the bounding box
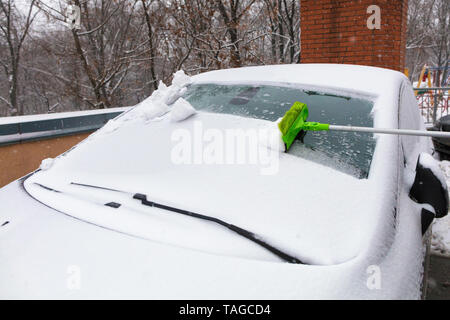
[0,64,448,299]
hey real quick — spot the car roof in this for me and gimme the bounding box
[192,64,407,99]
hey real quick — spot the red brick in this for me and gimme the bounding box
[300,0,408,71]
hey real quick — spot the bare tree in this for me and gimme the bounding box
[406,0,450,85]
[1,0,304,117]
[0,0,37,115]
[140,0,158,91]
[264,0,300,63]
[214,0,257,68]
[429,0,449,86]
[36,0,145,109]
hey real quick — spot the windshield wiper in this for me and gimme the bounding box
[304,90,351,100]
[70,182,304,264]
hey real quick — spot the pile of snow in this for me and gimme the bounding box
[431,160,450,256]
[258,118,285,152]
[170,98,196,122]
[39,158,55,171]
[420,153,448,192]
[95,70,195,133]
[138,70,193,121]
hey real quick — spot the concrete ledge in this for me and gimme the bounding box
[0,107,129,146]
[0,108,129,187]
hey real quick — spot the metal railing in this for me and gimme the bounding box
[414,87,450,125]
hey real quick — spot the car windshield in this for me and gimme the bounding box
[184,84,376,179]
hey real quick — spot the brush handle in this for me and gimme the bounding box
[328,125,450,138]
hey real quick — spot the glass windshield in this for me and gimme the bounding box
[184,84,375,179]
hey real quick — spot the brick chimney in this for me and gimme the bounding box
[300,0,408,71]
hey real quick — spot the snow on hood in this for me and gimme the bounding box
[25,110,380,265]
[170,98,197,122]
[24,65,410,266]
[13,65,430,298]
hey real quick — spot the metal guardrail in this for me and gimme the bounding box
[0,109,127,146]
[414,88,450,124]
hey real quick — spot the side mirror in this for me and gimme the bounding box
[409,153,449,235]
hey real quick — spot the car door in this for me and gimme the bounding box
[399,79,448,234]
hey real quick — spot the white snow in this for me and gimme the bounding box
[2,65,433,299]
[101,119,121,134]
[24,112,377,265]
[171,70,192,88]
[164,70,191,105]
[170,98,196,122]
[39,158,55,171]
[92,70,193,132]
[258,119,286,152]
[419,153,448,191]
[141,100,171,121]
[192,64,393,103]
[26,66,415,276]
[432,160,450,256]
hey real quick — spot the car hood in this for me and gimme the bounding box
[0,177,423,300]
[23,111,379,266]
[0,179,382,299]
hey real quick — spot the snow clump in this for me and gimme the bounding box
[40,158,55,171]
[136,70,193,121]
[170,98,196,122]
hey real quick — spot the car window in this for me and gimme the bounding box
[184,84,376,179]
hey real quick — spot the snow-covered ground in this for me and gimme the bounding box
[432,161,450,256]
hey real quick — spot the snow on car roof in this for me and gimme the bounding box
[192,64,406,100]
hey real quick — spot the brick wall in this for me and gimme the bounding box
[300,0,408,71]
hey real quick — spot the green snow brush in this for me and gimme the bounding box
[279,101,450,152]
